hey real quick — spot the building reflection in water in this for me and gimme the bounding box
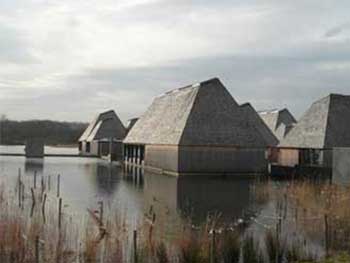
[123,163,144,188]
[25,158,44,176]
[93,162,120,195]
[142,171,263,227]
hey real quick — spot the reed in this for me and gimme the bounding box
[2,175,350,262]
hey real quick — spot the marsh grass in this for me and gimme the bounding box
[1,175,350,262]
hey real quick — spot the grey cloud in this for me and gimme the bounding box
[324,22,350,38]
[5,39,350,123]
[1,0,350,122]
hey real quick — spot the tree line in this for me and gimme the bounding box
[0,117,88,146]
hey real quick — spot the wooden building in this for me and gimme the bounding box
[123,78,273,176]
[276,94,350,169]
[25,138,44,158]
[78,110,126,160]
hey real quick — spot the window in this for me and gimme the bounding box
[299,149,321,166]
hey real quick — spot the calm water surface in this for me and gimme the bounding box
[0,146,327,254]
[0,146,264,230]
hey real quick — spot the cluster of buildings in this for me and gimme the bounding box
[78,78,350,177]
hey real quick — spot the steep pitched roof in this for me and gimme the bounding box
[124,78,270,147]
[259,108,296,141]
[79,110,126,142]
[279,94,350,149]
[240,103,279,146]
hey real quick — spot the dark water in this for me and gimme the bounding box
[0,150,263,233]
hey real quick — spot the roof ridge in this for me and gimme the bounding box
[157,78,220,98]
[323,95,334,148]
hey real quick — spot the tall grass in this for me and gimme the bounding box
[1,175,350,262]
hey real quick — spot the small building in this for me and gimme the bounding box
[78,110,127,160]
[123,78,272,176]
[25,138,44,158]
[277,94,350,169]
[259,108,297,142]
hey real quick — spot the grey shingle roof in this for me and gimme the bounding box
[240,103,279,146]
[79,110,126,142]
[124,78,270,147]
[259,108,296,141]
[279,94,350,149]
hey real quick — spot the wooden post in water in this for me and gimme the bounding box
[21,183,25,210]
[35,235,40,263]
[31,188,36,205]
[149,213,156,244]
[58,198,62,230]
[133,230,138,263]
[42,194,47,224]
[34,171,37,189]
[99,201,104,227]
[57,174,60,198]
[210,230,216,263]
[31,188,36,217]
[18,168,22,207]
[41,176,44,191]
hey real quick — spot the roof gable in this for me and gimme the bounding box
[79,110,126,142]
[124,82,199,145]
[259,108,296,141]
[279,94,350,149]
[279,95,331,148]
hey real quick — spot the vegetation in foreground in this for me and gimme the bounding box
[1,174,350,262]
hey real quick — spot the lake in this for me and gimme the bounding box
[0,145,344,257]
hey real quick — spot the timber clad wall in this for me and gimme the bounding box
[178,146,267,174]
[143,145,267,174]
[145,145,179,173]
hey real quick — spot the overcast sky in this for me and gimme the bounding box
[1,0,350,124]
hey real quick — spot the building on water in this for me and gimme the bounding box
[258,108,297,142]
[275,94,350,169]
[78,110,127,160]
[123,78,273,176]
[239,103,279,146]
[25,138,44,158]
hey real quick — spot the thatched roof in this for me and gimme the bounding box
[124,78,270,147]
[79,110,126,142]
[279,94,350,149]
[240,103,279,146]
[259,108,296,141]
